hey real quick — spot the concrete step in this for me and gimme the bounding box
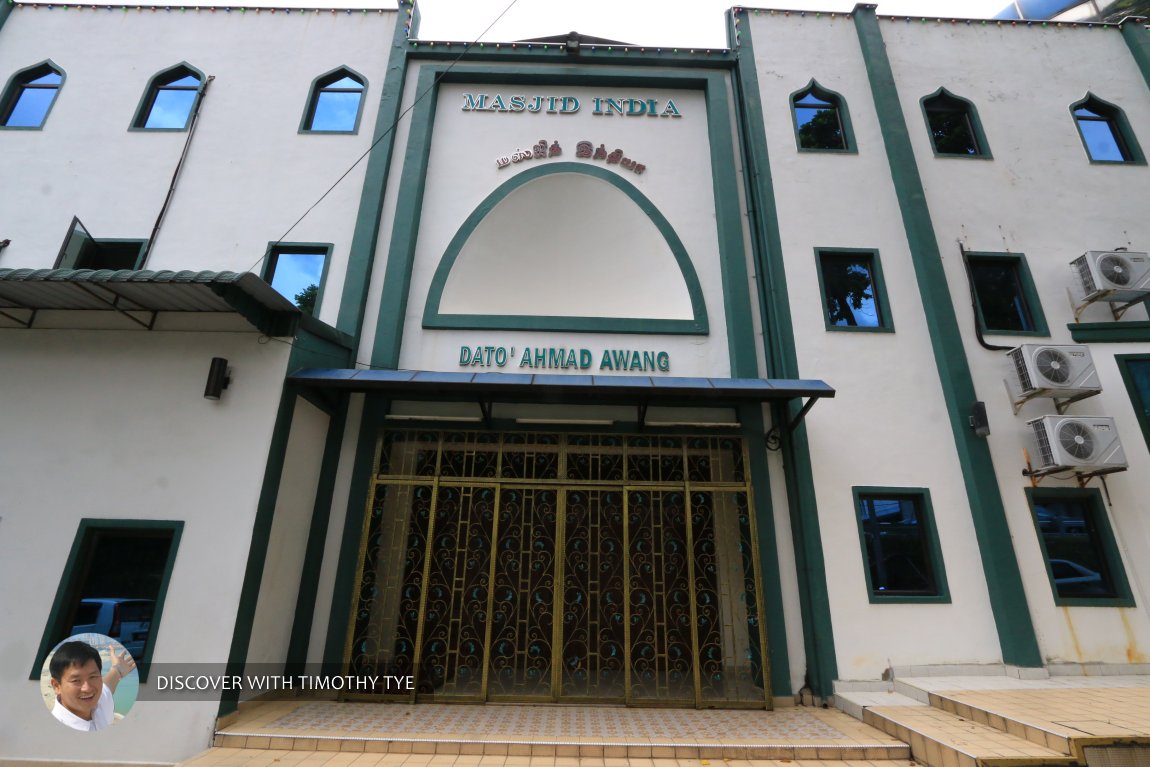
[864,703,1078,767]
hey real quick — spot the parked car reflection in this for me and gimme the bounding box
[70,598,154,658]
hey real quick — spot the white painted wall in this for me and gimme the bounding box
[882,18,1150,666]
[245,398,329,670]
[748,11,1004,681]
[0,5,397,328]
[0,329,290,761]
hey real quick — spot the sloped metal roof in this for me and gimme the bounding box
[0,269,300,335]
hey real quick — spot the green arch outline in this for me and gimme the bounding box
[422,161,709,335]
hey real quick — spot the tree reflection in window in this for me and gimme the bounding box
[819,251,882,328]
[923,89,984,156]
[793,84,847,151]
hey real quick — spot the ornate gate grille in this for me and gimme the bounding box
[345,430,770,708]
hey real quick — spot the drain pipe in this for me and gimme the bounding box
[140,75,215,266]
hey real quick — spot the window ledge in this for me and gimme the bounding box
[299,129,359,136]
[798,147,858,155]
[826,325,894,333]
[1087,159,1147,166]
[1068,321,1150,343]
[932,152,994,160]
[1053,597,1136,608]
[867,595,952,605]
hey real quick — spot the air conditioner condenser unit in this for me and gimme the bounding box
[1071,250,1150,304]
[1028,415,1126,472]
[1007,344,1100,400]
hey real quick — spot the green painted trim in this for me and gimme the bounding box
[422,162,708,336]
[740,404,792,697]
[286,398,349,674]
[219,387,298,715]
[854,6,1042,668]
[1070,92,1147,164]
[31,518,184,684]
[966,251,1050,337]
[0,59,65,130]
[852,486,951,604]
[1121,20,1150,94]
[789,79,858,154]
[323,396,389,669]
[262,241,333,318]
[1116,353,1150,450]
[370,64,439,369]
[55,238,148,270]
[298,65,368,135]
[337,9,409,340]
[814,247,896,333]
[920,87,993,160]
[0,0,14,34]
[128,62,206,132]
[1069,321,1150,343]
[1024,486,1135,608]
[732,11,839,697]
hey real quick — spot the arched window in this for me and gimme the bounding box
[1,61,64,129]
[790,80,854,152]
[921,88,990,157]
[301,68,366,133]
[132,64,204,130]
[1071,94,1143,164]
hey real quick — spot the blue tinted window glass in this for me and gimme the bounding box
[144,88,197,129]
[1033,497,1119,599]
[1077,117,1125,161]
[5,87,57,127]
[326,76,362,90]
[311,90,361,132]
[165,75,200,88]
[269,250,325,313]
[28,72,62,86]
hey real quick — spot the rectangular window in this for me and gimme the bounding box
[33,520,183,682]
[54,217,147,270]
[263,243,331,316]
[853,487,949,603]
[1026,488,1133,607]
[816,248,894,332]
[967,252,1049,336]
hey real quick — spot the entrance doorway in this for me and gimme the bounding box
[346,431,770,708]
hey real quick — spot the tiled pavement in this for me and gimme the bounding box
[156,673,1150,767]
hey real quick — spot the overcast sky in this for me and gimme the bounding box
[412,0,1012,48]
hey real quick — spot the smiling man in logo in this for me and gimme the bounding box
[49,640,135,731]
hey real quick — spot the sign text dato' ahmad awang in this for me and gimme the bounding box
[460,345,671,373]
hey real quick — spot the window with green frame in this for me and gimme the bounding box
[1070,94,1145,165]
[965,251,1049,336]
[54,217,148,270]
[816,248,894,331]
[1117,354,1150,450]
[790,80,855,152]
[853,487,949,603]
[32,520,184,682]
[1026,488,1133,607]
[0,60,64,129]
[921,88,991,158]
[263,243,330,316]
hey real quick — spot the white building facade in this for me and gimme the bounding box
[2,1,1150,762]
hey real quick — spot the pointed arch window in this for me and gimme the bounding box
[1,61,64,129]
[1071,94,1144,164]
[132,64,204,131]
[790,81,854,152]
[301,68,366,134]
[921,88,990,157]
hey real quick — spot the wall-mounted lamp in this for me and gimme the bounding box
[969,401,990,438]
[204,357,231,400]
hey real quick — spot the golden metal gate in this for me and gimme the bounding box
[345,431,771,708]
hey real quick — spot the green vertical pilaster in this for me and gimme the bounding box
[730,10,839,697]
[740,404,793,698]
[286,398,349,674]
[0,0,15,36]
[852,5,1042,667]
[336,1,416,342]
[323,396,389,667]
[219,386,299,716]
[1121,17,1150,93]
